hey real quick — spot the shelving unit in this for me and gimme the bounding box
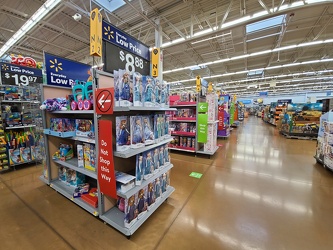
[40,70,176,237]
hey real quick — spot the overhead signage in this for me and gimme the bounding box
[240,100,252,104]
[259,91,268,97]
[90,8,102,57]
[95,87,114,115]
[151,48,160,77]
[277,99,292,104]
[103,41,149,75]
[196,75,201,92]
[0,62,42,86]
[102,20,149,61]
[98,120,117,199]
[197,113,208,143]
[44,53,91,88]
[198,102,208,113]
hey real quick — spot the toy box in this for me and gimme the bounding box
[154,79,161,107]
[116,116,131,151]
[164,116,170,138]
[133,72,142,106]
[143,150,154,180]
[83,143,95,171]
[142,115,154,145]
[146,181,156,209]
[119,70,133,107]
[116,171,136,193]
[90,144,96,171]
[81,188,98,208]
[135,154,144,186]
[152,147,160,172]
[160,81,167,107]
[66,169,85,187]
[154,114,159,142]
[75,119,94,138]
[6,112,21,127]
[114,70,120,107]
[77,144,84,168]
[124,194,138,228]
[9,148,20,165]
[154,177,162,200]
[58,166,67,182]
[50,118,75,132]
[130,116,144,148]
[161,172,169,194]
[22,112,33,125]
[136,187,148,218]
[158,145,165,168]
[142,76,155,107]
[73,183,90,198]
[164,144,170,165]
[52,144,73,161]
[20,147,31,162]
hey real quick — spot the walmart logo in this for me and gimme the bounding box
[1,64,9,71]
[49,58,63,72]
[104,26,114,40]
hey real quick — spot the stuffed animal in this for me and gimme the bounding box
[40,98,68,111]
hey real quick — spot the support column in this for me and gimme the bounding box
[154,18,163,82]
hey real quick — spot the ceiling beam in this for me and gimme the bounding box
[258,0,271,14]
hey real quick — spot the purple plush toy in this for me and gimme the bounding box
[40,98,68,111]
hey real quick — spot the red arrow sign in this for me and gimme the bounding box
[95,88,114,114]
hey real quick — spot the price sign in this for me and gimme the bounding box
[103,41,149,75]
[0,62,42,86]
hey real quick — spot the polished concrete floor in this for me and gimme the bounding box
[1,117,333,249]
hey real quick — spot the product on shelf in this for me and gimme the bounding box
[116,171,136,193]
[154,79,161,107]
[83,143,96,171]
[58,166,67,182]
[40,98,68,111]
[81,188,98,208]
[114,70,120,106]
[154,177,162,200]
[73,183,90,198]
[135,154,144,185]
[146,181,156,208]
[66,169,85,187]
[116,116,131,151]
[50,118,75,132]
[142,115,154,145]
[53,143,73,161]
[75,119,94,138]
[133,72,142,107]
[130,116,144,148]
[136,187,148,218]
[77,144,84,168]
[119,70,133,107]
[142,75,155,107]
[19,147,31,162]
[143,150,154,180]
[124,194,138,228]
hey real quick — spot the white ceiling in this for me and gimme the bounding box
[1,0,333,97]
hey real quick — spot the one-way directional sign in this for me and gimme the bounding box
[95,88,114,114]
[198,102,208,113]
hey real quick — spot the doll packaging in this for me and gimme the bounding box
[142,115,155,145]
[146,181,156,209]
[119,70,133,107]
[133,72,143,106]
[77,144,84,168]
[66,169,85,187]
[164,144,170,166]
[130,116,145,148]
[113,70,120,107]
[154,79,161,107]
[154,177,162,201]
[124,194,138,228]
[143,150,154,180]
[136,187,148,219]
[116,116,131,151]
[142,76,155,107]
[135,154,144,186]
[152,147,160,173]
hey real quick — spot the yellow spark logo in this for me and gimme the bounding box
[1,64,9,70]
[104,26,114,40]
[49,58,63,72]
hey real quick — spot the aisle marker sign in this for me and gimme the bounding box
[90,8,102,57]
[95,88,114,115]
[197,113,208,143]
[151,48,160,77]
[196,75,201,92]
[98,120,117,199]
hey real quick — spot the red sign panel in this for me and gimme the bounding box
[95,88,114,115]
[218,105,225,130]
[98,120,117,199]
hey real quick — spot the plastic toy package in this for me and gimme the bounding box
[158,145,165,168]
[124,194,138,228]
[133,72,143,107]
[135,154,144,186]
[152,147,160,172]
[66,169,85,187]
[154,79,161,107]
[83,143,95,171]
[52,143,73,161]
[142,76,155,107]
[142,115,154,145]
[146,181,156,209]
[130,116,144,148]
[143,150,154,180]
[164,144,170,165]
[136,187,148,219]
[119,70,133,107]
[154,177,162,201]
[77,144,84,168]
[75,119,94,138]
[116,116,131,152]
[58,166,67,183]
[114,70,120,107]
[50,118,75,132]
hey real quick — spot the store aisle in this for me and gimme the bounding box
[1,117,333,249]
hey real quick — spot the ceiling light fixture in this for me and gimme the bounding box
[0,0,61,57]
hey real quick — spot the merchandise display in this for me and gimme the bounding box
[217,94,230,137]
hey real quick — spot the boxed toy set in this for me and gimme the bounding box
[66,169,85,187]
[142,76,155,107]
[83,143,95,171]
[136,187,148,218]
[130,116,144,148]
[52,143,74,161]
[133,72,143,106]
[75,119,94,138]
[124,194,138,228]
[77,144,84,168]
[135,154,144,185]
[154,79,161,107]
[116,116,131,152]
[81,188,98,208]
[50,118,75,132]
[142,115,154,145]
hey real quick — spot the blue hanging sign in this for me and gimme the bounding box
[44,53,92,88]
[259,91,268,97]
[240,100,252,104]
[102,20,150,61]
[0,62,42,86]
